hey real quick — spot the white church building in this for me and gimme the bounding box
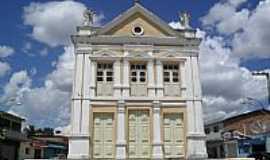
[68,2,207,160]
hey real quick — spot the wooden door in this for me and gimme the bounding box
[128,110,150,159]
[93,113,114,159]
[163,113,185,158]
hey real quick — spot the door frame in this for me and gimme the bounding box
[126,107,153,159]
[161,107,187,159]
[91,106,116,159]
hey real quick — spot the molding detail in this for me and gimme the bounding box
[91,49,121,58]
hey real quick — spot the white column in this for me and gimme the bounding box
[68,53,91,159]
[186,56,207,160]
[156,60,164,97]
[90,60,96,98]
[116,100,126,160]
[114,59,122,98]
[148,59,155,97]
[122,59,130,97]
[71,54,84,135]
[81,54,91,135]
[180,61,187,97]
[152,101,163,159]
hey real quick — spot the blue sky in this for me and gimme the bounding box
[0,0,269,129]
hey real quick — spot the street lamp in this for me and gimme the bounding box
[252,71,270,105]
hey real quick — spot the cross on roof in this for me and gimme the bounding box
[134,0,140,4]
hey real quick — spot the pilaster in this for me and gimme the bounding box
[186,56,207,160]
[123,58,130,97]
[152,101,163,159]
[90,60,96,97]
[116,100,127,160]
[114,59,122,98]
[156,60,164,97]
[147,59,155,97]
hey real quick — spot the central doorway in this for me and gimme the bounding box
[128,110,151,159]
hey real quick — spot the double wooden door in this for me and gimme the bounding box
[93,113,114,159]
[128,110,151,159]
[163,113,185,158]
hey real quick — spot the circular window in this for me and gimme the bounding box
[132,26,144,36]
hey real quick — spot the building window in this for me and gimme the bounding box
[205,128,210,134]
[214,126,219,132]
[130,64,147,83]
[97,63,113,82]
[25,148,30,155]
[163,64,179,83]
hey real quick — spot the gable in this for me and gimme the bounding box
[105,13,169,37]
[98,3,178,37]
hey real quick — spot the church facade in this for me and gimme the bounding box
[68,2,207,160]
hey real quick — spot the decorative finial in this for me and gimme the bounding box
[134,0,140,4]
[179,11,191,29]
[83,9,95,26]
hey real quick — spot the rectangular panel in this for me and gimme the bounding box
[130,84,147,96]
[164,84,181,96]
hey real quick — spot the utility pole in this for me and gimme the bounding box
[252,71,270,105]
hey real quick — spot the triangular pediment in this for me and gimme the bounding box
[98,3,178,37]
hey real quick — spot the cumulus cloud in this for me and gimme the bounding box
[47,46,74,92]
[2,49,72,127]
[201,0,270,59]
[0,62,11,77]
[198,31,267,122]
[0,45,14,58]
[23,1,104,47]
[168,21,184,30]
[233,0,270,58]
[201,0,248,35]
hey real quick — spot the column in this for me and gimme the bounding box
[114,59,122,98]
[147,59,155,97]
[152,101,163,159]
[81,54,91,135]
[68,53,91,159]
[90,60,96,97]
[156,60,164,97]
[122,59,130,97]
[180,61,187,97]
[70,53,84,135]
[186,56,207,160]
[116,100,126,160]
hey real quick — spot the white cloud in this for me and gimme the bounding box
[23,1,104,47]
[201,0,249,35]
[1,45,74,127]
[40,48,48,56]
[201,0,270,59]
[233,0,270,58]
[0,62,11,77]
[169,21,184,30]
[47,46,74,92]
[1,0,105,127]
[199,30,267,123]
[0,45,14,58]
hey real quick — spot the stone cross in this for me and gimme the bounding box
[179,11,191,29]
[83,9,95,26]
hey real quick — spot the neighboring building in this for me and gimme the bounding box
[205,121,225,158]
[19,135,68,159]
[0,111,27,160]
[205,108,270,158]
[68,2,207,160]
